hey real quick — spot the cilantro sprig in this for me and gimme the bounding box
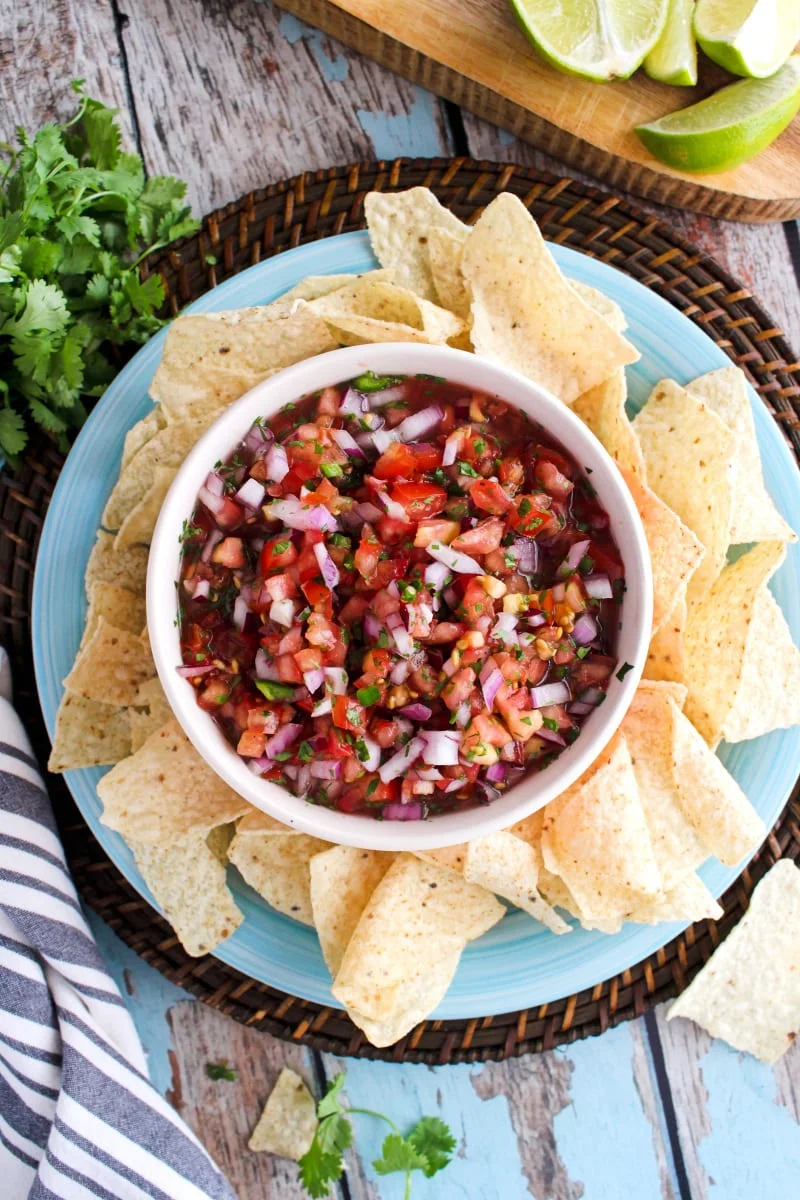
[0,80,199,460]
[299,1073,456,1199]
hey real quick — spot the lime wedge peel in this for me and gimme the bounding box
[512,0,670,83]
[694,0,800,79]
[644,0,698,86]
[636,56,800,173]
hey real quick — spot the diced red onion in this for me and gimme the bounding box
[396,406,443,443]
[283,763,299,781]
[371,429,400,455]
[579,686,605,706]
[537,727,567,747]
[531,681,571,708]
[269,598,295,627]
[442,655,459,678]
[247,759,270,776]
[424,561,452,591]
[235,477,266,509]
[421,730,461,765]
[372,487,407,522]
[340,387,367,417]
[485,762,506,783]
[395,717,414,741]
[354,501,383,523]
[443,777,467,793]
[382,802,423,821]
[475,615,493,636]
[387,580,400,599]
[378,736,424,783]
[558,538,591,578]
[264,723,301,758]
[331,427,366,459]
[442,430,461,467]
[191,578,210,600]
[527,613,547,628]
[294,764,312,796]
[398,702,432,721]
[480,666,504,711]
[366,384,406,408]
[390,659,411,685]
[176,664,215,678]
[443,586,459,610]
[358,734,381,773]
[426,541,482,575]
[416,767,443,781]
[454,703,471,729]
[572,612,598,645]
[552,582,566,603]
[386,610,415,657]
[324,667,348,695]
[313,541,340,590]
[243,424,273,456]
[265,497,338,532]
[568,701,594,716]
[584,574,613,600]
[204,471,224,497]
[311,697,332,717]
[201,529,224,563]
[510,537,538,575]
[492,612,519,644]
[363,612,383,641]
[411,778,435,795]
[255,649,280,681]
[303,668,325,694]
[310,759,342,781]
[265,443,289,483]
[233,595,249,631]
[198,485,225,516]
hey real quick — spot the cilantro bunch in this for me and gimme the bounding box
[300,1073,456,1199]
[0,80,198,459]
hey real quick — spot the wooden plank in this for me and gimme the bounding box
[117,0,453,215]
[0,0,134,143]
[274,0,800,222]
[655,1005,800,1199]
[461,120,800,350]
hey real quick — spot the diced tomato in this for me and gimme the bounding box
[316,386,340,418]
[295,646,323,673]
[260,537,298,572]
[354,558,408,591]
[414,518,460,547]
[277,625,303,655]
[499,458,524,494]
[361,647,391,678]
[532,443,574,478]
[470,478,512,515]
[306,613,339,650]
[370,717,403,748]
[198,678,232,709]
[459,578,496,623]
[535,459,574,498]
[278,461,317,495]
[332,695,367,734]
[424,621,465,644]
[237,728,266,757]
[247,707,279,733]
[211,496,245,531]
[264,573,298,602]
[508,495,554,538]
[328,728,354,758]
[354,523,381,581]
[343,755,365,784]
[338,595,369,624]
[275,654,302,684]
[572,655,615,688]
[451,517,504,555]
[390,482,447,521]
[302,579,334,616]
[376,515,415,544]
[588,542,625,582]
[211,537,245,568]
[441,668,475,711]
[373,441,441,479]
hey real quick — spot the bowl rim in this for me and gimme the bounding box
[147,342,653,850]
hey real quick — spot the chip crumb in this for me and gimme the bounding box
[248,1067,318,1160]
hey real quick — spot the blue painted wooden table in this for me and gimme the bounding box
[4,1,800,1195]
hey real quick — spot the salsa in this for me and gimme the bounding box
[177,371,624,821]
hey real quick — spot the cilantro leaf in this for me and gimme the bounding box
[0,407,27,457]
[373,1132,429,1176]
[298,1139,343,1199]
[316,1072,347,1119]
[407,1116,457,1176]
[205,1061,237,1082]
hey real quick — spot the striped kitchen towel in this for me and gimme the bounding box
[0,650,236,1199]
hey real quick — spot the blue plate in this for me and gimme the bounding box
[32,231,800,1018]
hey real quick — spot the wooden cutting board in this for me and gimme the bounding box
[275,0,800,222]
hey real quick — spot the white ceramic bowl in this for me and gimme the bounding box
[148,343,652,850]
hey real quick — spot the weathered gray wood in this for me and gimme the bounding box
[165,999,330,1199]
[0,0,134,143]
[116,0,453,213]
[462,119,800,351]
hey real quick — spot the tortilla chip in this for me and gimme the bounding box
[121,407,166,470]
[309,846,395,976]
[129,676,173,752]
[235,808,298,835]
[102,418,211,530]
[626,873,723,925]
[306,277,464,347]
[462,831,571,934]
[79,583,147,650]
[683,540,793,745]
[114,465,176,550]
[460,193,638,404]
[637,677,688,709]
[228,827,330,925]
[98,718,250,844]
[206,822,236,865]
[645,591,687,683]
[541,737,661,923]
[671,697,766,865]
[573,371,646,480]
[633,380,736,597]
[63,617,155,707]
[415,844,468,873]
[668,859,800,1062]
[622,688,707,890]
[346,954,463,1048]
[131,829,243,956]
[426,226,470,318]
[149,305,337,423]
[249,1067,318,1159]
[364,187,469,301]
[333,854,503,1025]
[85,531,149,597]
[47,693,132,772]
[687,367,796,544]
[569,281,627,333]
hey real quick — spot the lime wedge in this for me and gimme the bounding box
[636,56,800,172]
[644,0,698,85]
[511,0,669,82]
[694,0,800,78]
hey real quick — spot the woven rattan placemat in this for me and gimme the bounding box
[2,158,799,1064]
